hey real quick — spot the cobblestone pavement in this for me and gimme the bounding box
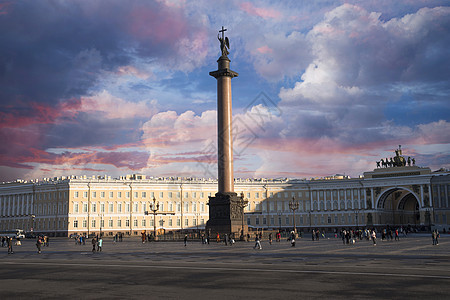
[1,234,449,299]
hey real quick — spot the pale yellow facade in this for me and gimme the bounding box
[1,167,449,237]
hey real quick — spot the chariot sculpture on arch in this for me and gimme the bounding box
[218,26,230,57]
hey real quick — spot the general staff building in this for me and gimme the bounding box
[0,165,449,237]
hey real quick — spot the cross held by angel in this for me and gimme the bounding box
[218,26,230,57]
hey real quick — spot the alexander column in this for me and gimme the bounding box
[206,27,246,238]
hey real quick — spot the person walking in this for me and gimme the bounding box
[268,233,273,245]
[97,237,103,252]
[435,230,440,245]
[253,235,262,250]
[7,237,14,254]
[36,237,41,254]
[371,230,377,246]
[92,237,96,252]
[184,234,188,247]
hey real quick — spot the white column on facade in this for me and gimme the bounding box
[323,190,326,211]
[446,184,449,208]
[21,194,25,215]
[12,196,16,216]
[26,194,30,215]
[337,190,341,210]
[428,184,433,207]
[420,185,425,207]
[371,188,375,209]
[351,190,354,209]
[310,190,313,211]
[344,189,348,210]
[364,189,367,209]
[330,190,334,210]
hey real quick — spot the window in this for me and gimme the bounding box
[142,192,146,198]
[177,192,180,198]
[177,218,180,226]
[134,203,138,213]
[100,203,105,213]
[83,220,87,228]
[74,203,79,213]
[109,192,113,198]
[125,219,130,227]
[285,217,289,225]
[263,217,267,225]
[269,192,273,198]
[117,219,122,227]
[92,203,97,213]
[134,192,138,198]
[185,219,189,226]
[118,192,122,198]
[192,202,197,212]
[134,219,138,227]
[169,218,173,227]
[83,191,88,198]
[151,192,155,198]
[256,217,260,225]
[83,203,88,213]
[247,218,251,225]
[93,191,97,198]
[255,192,259,199]
[185,192,189,198]
[160,202,164,212]
[193,219,197,226]
[109,203,113,213]
[201,203,205,212]
[184,202,189,212]
[101,191,105,198]
[177,202,181,212]
[109,219,113,227]
[142,219,146,226]
[247,192,251,198]
[126,192,130,198]
[92,219,96,228]
[118,203,122,213]
[328,216,332,224]
[169,192,173,198]
[126,203,130,213]
[159,192,164,198]
[169,202,173,212]
[142,203,147,213]
[193,192,197,198]
[100,219,104,228]
[73,220,78,228]
[74,191,79,198]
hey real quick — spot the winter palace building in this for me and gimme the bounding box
[1,156,449,237]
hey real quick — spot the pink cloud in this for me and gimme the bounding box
[256,45,273,54]
[79,90,158,119]
[240,2,282,19]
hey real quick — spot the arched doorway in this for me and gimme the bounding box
[376,188,420,226]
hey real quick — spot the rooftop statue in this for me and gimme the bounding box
[218,26,230,57]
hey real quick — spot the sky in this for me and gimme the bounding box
[0,0,449,182]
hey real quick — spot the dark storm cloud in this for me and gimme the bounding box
[0,0,201,106]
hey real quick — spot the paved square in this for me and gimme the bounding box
[1,234,449,299]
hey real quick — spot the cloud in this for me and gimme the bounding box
[239,2,282,19]
[79,90,158,119]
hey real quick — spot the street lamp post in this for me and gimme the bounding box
[99,213,104,237]
[289,197,299,234]
[31,214,35,233]
[149,196,159,240]
[238,192,249,241]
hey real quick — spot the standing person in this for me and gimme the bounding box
[290,232,296,247]
[184,234,188,247]
[97,237,103,252]
[435,230,440,245]
[432,230,436,245]
[268,233,273,245]
[46,236,49,247]
[253,235,262,250]
[395,229,399,241]
[224,234,228,246]
[312,230,315,241]
[371,230,377,246]
[91,237,96,252]
[7,237,14,254]
[36,237,41,254]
